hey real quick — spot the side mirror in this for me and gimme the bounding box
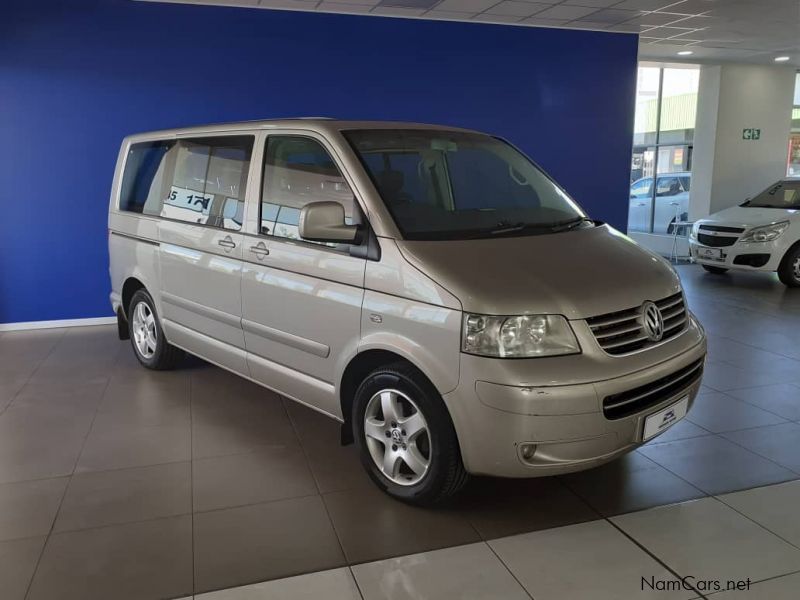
[299,201,360,244]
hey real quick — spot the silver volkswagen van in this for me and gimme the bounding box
[108,119,706,504]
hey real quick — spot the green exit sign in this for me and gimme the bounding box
[743,128,761,140]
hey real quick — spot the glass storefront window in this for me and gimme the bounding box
[788,73,800,178]
[659,69,699,145]
[633,67,660,147]
[629,64,699,235]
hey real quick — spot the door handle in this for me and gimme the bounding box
[218,236,236,250]
[637,203,647,207]
[249,242,269,259]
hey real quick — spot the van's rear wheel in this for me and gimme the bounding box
[128,289,184,370]
[353,363,468,505]
[702,265,728,275]
[778,246,800,287]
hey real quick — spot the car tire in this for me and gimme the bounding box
[127,289,185,370]
[702,265,728,275]
[353,362,468,505]
[778,246,800,287]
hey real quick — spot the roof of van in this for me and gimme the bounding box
[125,118,481,140]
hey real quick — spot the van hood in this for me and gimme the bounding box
[395,225,681,319]
[703,205,798,227]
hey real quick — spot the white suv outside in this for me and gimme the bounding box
[689,179,800,287]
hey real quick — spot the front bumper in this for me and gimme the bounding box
[689,238,784,271]
[442,317,707,477]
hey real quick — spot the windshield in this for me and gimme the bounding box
[344,129,589,240]
[746,180,800,209]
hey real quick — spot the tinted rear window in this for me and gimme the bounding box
[119,141,174,215]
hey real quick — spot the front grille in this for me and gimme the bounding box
[697,233,737,247]
[586,292,687,355]
[603,358,704,420]
[699,225,745,234]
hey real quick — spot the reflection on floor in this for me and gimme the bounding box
[1,264,800,599]
[194,480,800,600]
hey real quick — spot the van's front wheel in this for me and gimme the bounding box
[128,289,184,370]
[353,363,468,505]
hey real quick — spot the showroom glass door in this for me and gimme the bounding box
[629,65,699,235]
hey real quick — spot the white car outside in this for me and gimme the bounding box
[689,180,800,287]
[629,172,690,234]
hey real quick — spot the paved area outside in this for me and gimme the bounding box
[2,264,800,599]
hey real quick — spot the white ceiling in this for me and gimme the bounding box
[142,0,800,66]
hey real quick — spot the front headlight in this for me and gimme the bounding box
[462,314,580,358]
[689,222,700,240]
[739,221,789,243]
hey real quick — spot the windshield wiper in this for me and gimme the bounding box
[548,217,593,232]
[488,221,526,235]
[476,217,592,238]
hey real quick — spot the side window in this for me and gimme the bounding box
[261,136,358,247]
[680,176,691,192]
[162,136,253,231]
[630,178,652,198]
[119,141,174,215]
[656,176,680,197]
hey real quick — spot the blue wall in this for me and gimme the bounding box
[0,0,637,324]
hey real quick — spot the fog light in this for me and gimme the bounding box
[519,443,537,461]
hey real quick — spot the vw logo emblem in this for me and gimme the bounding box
[641,301,664,342]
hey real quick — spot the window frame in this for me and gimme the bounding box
[630,64,699,234]
[257,132,369,255]
[117,139,176,216]
[116,132,257,233]
[161,134,255,232]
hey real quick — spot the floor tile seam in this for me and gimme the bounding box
[683,417,792,436]
[706,333,800,365]
[190,372,197,596]
[604,517,711,600]
[283,396,351,568]
[713,492,800,553]
[483,539,536,600]
[0,329,67,417]
[701,378,800,422]
[23,341,113,600]
[712,431,800,477]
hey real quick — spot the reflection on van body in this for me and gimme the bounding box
[109,119,706,504]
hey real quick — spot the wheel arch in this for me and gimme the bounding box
[121,277,147,318]
[338,347,452,445]
[779,238,800,268]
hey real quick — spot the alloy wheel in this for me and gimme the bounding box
[132,301,157,359]
[363,389,431,486]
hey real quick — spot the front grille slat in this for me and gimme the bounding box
[603,333,649,350]
[661,304,684,320]
[603,358,704,419]
[664,316,687,331]
[594,322,642,339]
[657,296,683,310]
[586,292,688,356]
[587,311,639,329]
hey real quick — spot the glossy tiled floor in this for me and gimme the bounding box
[2,264,800,599]
[193,480,800,600]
